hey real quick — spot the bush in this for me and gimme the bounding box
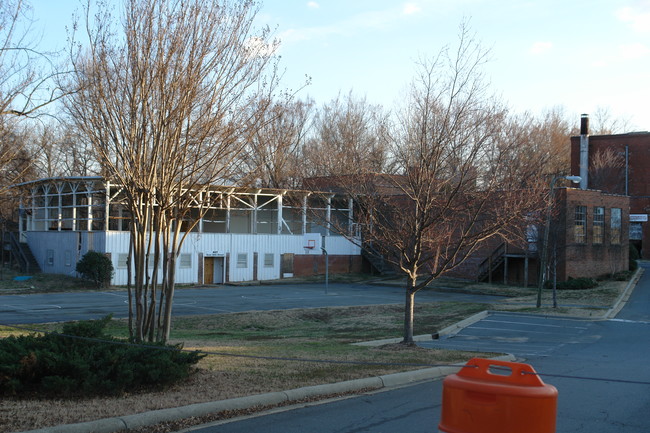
[546,277,598,291]
[629,244,640,271]
[0,316,204,397]
[76,251,114,288]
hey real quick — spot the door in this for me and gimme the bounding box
[213,257,224,284]
[204,257,214,284]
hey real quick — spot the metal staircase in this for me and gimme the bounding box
[477,243,506,283]
[7,232,40,273]
[361,242,390,275]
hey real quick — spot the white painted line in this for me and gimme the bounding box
[481,319,589,330]
[608,318,650,324]
[469,326,571,335]
[2,304,63,312]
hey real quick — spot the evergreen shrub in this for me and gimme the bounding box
[76,251,114,288]
[629,244,640,272]
[0,315,204,397]
[550,277,598,290]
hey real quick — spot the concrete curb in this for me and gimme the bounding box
[602,266,644,320]
[352,310,490,347]
[17,355,514,433]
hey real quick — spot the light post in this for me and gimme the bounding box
[537,175,581,308]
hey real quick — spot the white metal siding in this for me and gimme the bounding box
[26,231,107,277]
[28,231,360,285]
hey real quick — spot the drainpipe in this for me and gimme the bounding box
[579,114,589,190]
[625,145,629,195]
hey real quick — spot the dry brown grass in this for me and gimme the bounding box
[0,303,490,433]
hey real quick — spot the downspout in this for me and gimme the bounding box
[579,114,589,190]
[625,145,629,196]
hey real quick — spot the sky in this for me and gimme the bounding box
[29,0,650,130]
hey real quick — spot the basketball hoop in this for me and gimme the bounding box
[304,245,314,250]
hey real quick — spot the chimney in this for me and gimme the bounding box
[579,114,589,190]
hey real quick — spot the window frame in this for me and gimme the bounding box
[263,253,274,268]
[610,208,622,245]
[593,207,604,245]
[236,253,248,268]
[574,205,587,244]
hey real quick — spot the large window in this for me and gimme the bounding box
[611,208,622,245]
[593,207,604,244]
[574,206,587,243]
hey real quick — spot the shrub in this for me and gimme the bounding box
[0,316,204,397]
[629,244,640,271]
[548,277,598,291]
[76,251,114,288]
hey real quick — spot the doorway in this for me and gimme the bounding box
[204,256,224,284]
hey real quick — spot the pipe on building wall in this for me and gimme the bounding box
[579,113,589,190]
[626,145,629,196]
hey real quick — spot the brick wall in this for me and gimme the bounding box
[571,132,650,256]
[292,254,363,277]
[555,188,629,280]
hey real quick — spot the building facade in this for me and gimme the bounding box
[570,119,650,256]
[15,177,362,285]
[551,188,629,281]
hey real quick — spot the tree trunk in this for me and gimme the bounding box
[403,276,417,344]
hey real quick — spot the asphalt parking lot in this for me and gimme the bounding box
[0,282,504,324]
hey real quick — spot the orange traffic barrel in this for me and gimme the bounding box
[439,358,558,433]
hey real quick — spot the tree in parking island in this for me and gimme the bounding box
[311,23,548,344]
[63,0,284,343]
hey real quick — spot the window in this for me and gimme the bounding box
[236,253,248,268]
[46,249,54,266]
[64,250,72,267]
[611,208,622,245]
[117,253,129,269]
[593,207,604,244]
[179,253,192,269]
[264,253,274,268]
[574,206,587,243]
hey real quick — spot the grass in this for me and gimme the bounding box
[17,301,494,386]
[0,267,92,294]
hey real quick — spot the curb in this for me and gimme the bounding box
[602,266,644,320]
[352,310,489,347]
[16,354,514,433]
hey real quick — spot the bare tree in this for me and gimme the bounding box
[238,96,313,189]
[0,0,68,201]
[590,106,632,135]
[64,0,280,342]
[302,91,390,177]
[0,0,64,117]
[589,147,626,194]
[28,121,100,177]
[320,24,546,344]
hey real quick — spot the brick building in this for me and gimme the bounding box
[445,187,629,284]
[550,188,629,281]
[570,115,650,256]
